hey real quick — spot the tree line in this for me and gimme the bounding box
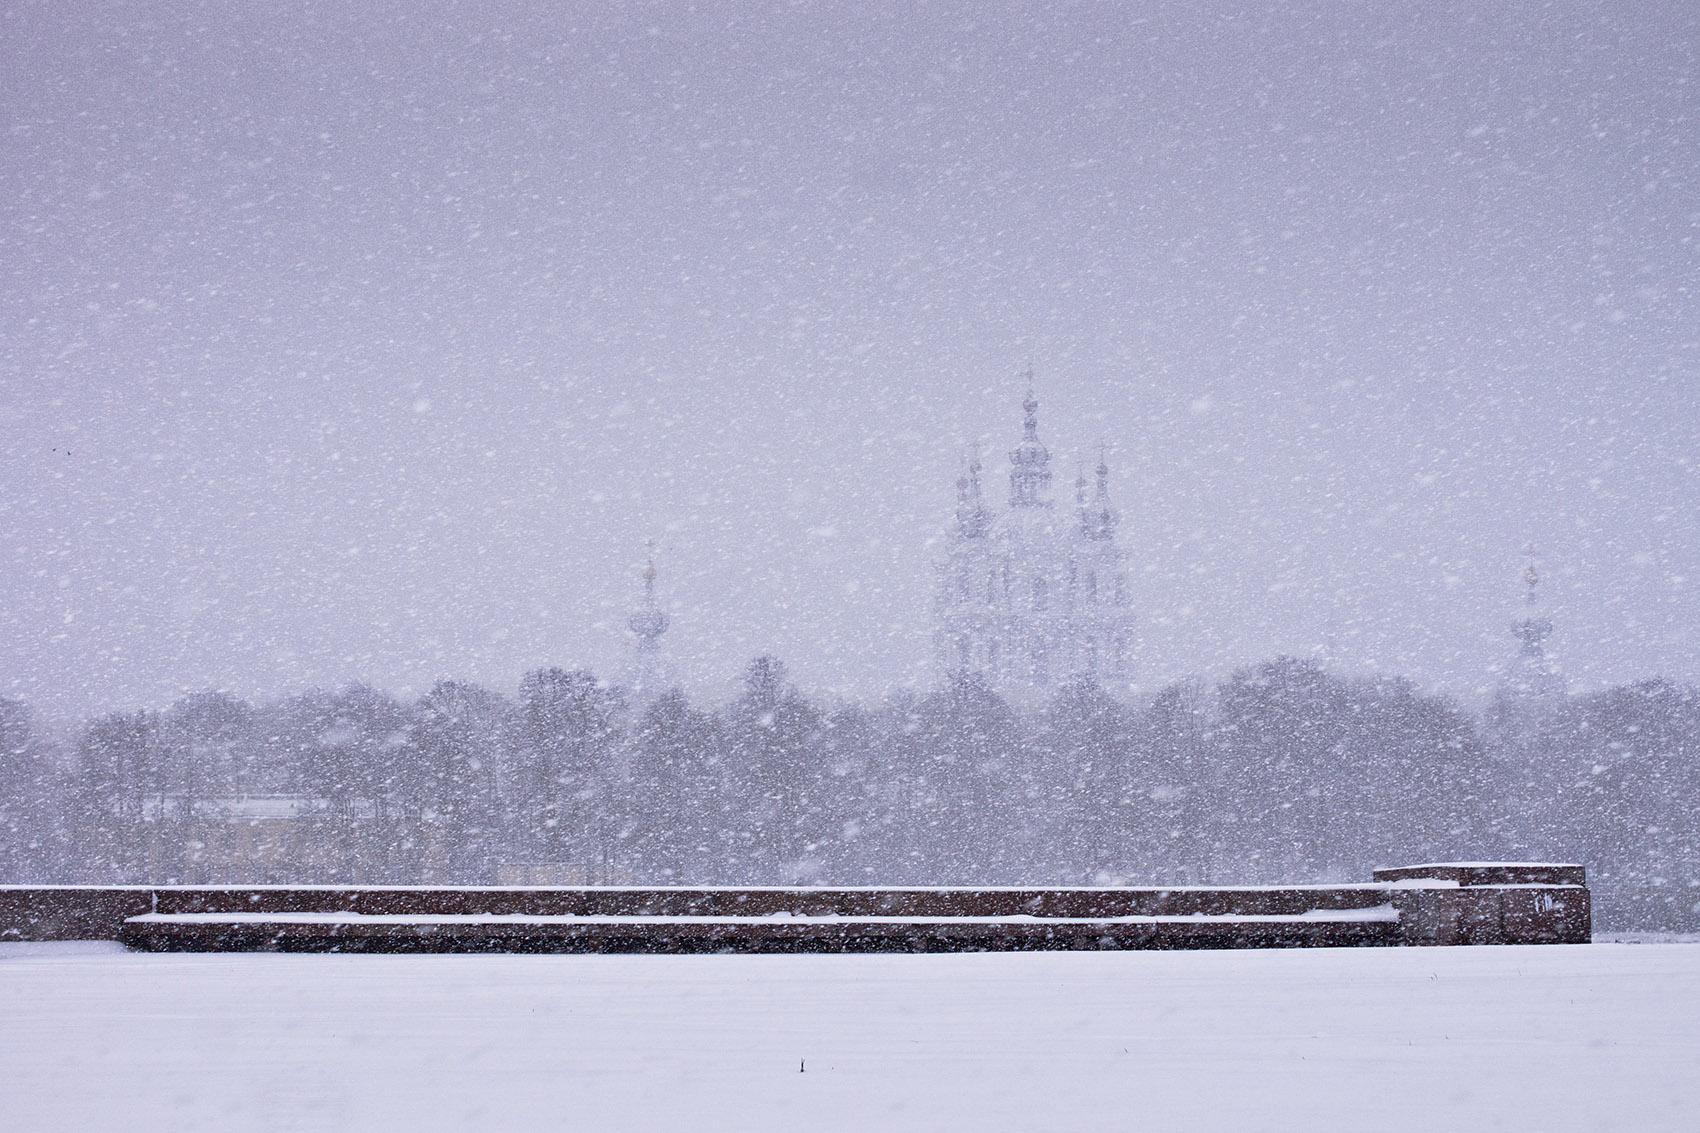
[2,656,1697,931]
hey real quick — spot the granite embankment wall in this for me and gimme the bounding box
[0,863,1589,951]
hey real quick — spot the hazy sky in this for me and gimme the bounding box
[3,1,1697,719]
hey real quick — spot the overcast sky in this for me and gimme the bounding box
[3,1,1697,720]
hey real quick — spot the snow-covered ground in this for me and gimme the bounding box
[2,942,1696,1131]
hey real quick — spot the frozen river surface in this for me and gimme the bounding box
[2,941,1696,1131]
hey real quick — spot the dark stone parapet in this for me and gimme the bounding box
[0,885,154,943]
[0,862,1590,952]
[1369,863,1591,945]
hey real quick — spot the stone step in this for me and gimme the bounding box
[1371,863,1585,887]
[119,906,1403,953]
[145,883,1404,920]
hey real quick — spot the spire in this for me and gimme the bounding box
[625,551,673,705]
[1079,442,1119,540]
[627,557,669,654]
[1008,377,1052,508]
[955,444,990,538]
[1509,552,1560,698]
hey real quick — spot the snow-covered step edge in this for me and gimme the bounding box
[118,907,1405,953]
[124,905,1402,927]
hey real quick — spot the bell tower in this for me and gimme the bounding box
[1008,376,1053,509]
[1509,555,1563,700]
[627,556,672,704]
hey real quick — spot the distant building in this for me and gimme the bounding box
[625,557,672,707]
[933,384,1135,700]
[1485,555,1571,776]
[130,796,377,883]
[1508,558,1565,701]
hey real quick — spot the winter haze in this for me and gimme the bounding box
[3,1,1697,719]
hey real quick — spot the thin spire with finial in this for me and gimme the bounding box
[1080,441,1118,540]
[1008,373,1052,507]
[1509,546,1560,697]
[956,444,989,537]
[628,547,669,648]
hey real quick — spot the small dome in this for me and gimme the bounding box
[628,606,669,640]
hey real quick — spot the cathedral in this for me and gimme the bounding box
[626,393,1565,708]
[933,389,1136,699]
